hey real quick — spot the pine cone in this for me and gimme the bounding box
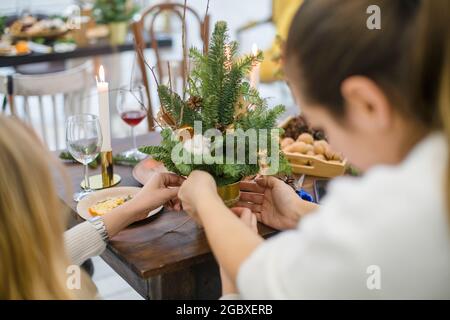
[187,96,202,110]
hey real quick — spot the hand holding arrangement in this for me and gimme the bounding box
[103,173,185,237]
[237,176,318,230]
[178,170,220,224]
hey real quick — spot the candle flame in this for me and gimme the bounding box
[252,43,258,56]
[99,65,105,83]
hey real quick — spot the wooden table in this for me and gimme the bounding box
[57,132,279,299]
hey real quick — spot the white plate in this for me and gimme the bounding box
[76,186,163,220]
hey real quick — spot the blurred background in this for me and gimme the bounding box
[0,0,297,151]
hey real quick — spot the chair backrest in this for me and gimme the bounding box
[132,3,210,131]
[0,61,93,150]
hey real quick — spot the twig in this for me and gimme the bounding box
[203,0,210,54]
[182,0,188,100]
[129,52,137,91]
[165,216,192,233]
[204,0,210,24]
[167,61,172,90]
[136,46,160,87]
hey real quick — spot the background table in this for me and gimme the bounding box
[0,34,172,68]
[57,132,284,299]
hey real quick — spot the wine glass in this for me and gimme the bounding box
[117,85,148,160]
[66,114,102,202]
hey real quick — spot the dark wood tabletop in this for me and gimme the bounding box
[57,132,280,299]
[0,34,172,68]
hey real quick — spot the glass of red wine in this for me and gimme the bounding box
[117,85,148,160]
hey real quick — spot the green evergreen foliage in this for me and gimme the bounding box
[139,21,291,185]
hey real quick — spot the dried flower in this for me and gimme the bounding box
[183,134,211,156]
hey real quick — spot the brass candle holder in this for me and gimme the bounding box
[80,151,121,190]
[101,151,114,187]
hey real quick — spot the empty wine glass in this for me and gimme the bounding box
[66,114,102,202]
[117,85,148,160]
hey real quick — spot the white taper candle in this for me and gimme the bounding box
[97,65,112,152]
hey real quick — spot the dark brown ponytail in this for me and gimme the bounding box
[285,0,421,120]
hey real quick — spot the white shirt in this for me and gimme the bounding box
[238,133,450,299]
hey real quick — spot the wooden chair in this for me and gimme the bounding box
[132,3,210,130]
[0,62,93,150]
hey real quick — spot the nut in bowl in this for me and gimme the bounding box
[280,116,346,178]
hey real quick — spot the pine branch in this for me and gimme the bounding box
[219,64,242,125]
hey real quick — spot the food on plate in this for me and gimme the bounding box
[9,16,67,38]
[88,195,132,216]
[86,25,109,39]
[0,42,13,55]
[15,41,29,54]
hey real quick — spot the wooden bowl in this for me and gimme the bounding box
[279,115,346,178]
[283,151,346,178]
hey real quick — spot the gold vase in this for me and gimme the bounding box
[108,22,128,45]
[217,181,241,207]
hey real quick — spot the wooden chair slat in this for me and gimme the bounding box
[131,3,210,131]
[7,62,93,150]
[51,95,59,148]
[37,96,48,145]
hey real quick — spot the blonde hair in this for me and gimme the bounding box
[0,116,93,299]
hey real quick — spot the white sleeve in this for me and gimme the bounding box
[237,177,372,299]
[64,221,107,266]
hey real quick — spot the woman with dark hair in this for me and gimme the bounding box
[178,0,450,299]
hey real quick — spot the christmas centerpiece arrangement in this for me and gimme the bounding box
[139,21,291,206]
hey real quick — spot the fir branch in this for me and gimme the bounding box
[219,64,242,125]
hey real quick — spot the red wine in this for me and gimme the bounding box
[120,110,146,126]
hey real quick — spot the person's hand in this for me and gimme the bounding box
[237,176,317,230]
[125,172,185,223]
[178,170,219,223]
[220,207,258,296]
[103,172,185,238]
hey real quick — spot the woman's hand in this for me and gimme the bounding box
[178,170,221,224]
[127,172,186,222]
[237,176,318,230]
[103,173,185,237]
[179,172,263,282]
